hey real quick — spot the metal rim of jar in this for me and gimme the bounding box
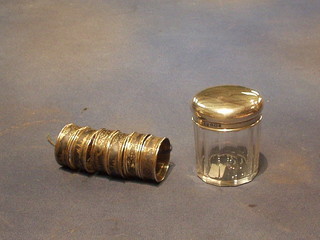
[192,114,262,132]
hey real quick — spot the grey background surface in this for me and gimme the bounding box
[1,0,320,239]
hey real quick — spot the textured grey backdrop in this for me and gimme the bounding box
[1,0,320,239]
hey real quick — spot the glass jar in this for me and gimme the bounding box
[191,85,263,186]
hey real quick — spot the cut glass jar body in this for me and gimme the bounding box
[193,122,261,186]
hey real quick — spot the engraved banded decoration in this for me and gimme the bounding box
[54,123,171,183]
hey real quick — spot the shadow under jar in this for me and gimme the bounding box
[191,85,264,186]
